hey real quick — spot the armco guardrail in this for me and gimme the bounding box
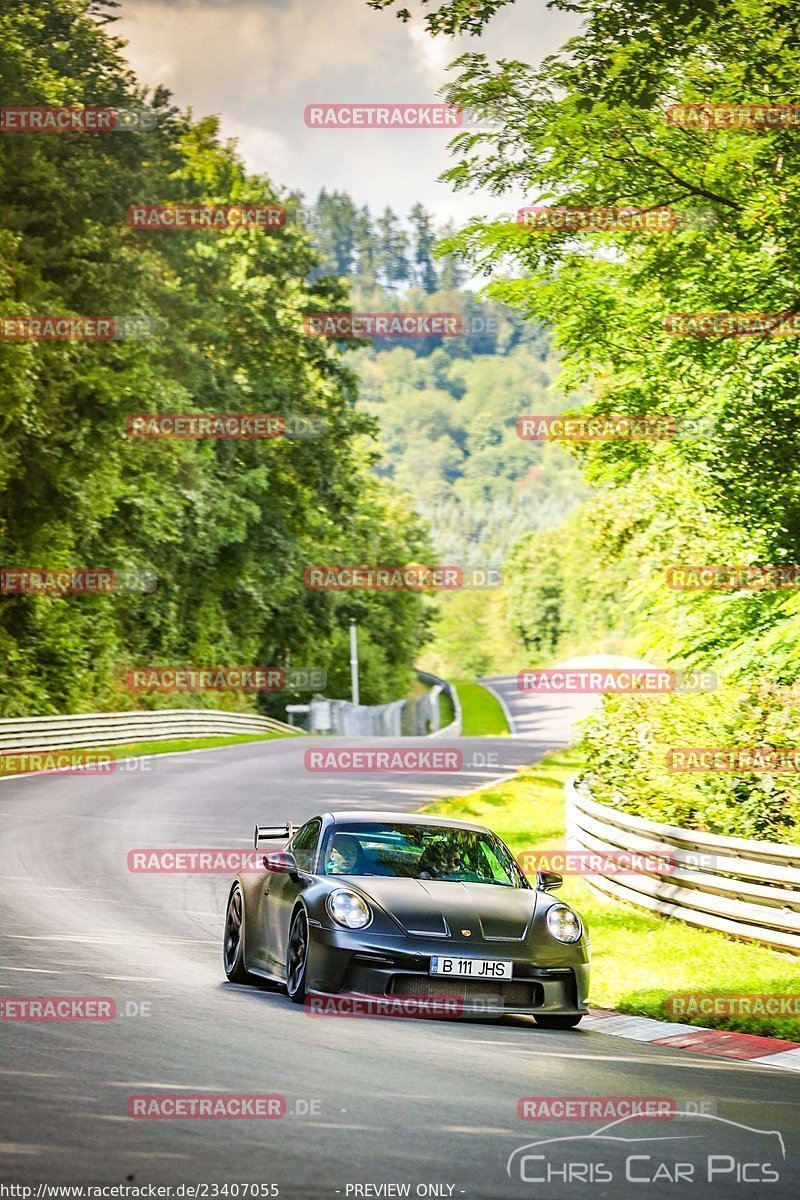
[0,709,297,753]
[566,776,800,954]
[416,670,462,738]
[305,671,462,738]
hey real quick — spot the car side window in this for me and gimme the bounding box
[291,818,322,873]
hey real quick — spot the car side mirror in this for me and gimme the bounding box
[264,851,298,878]
[538,870,563,892]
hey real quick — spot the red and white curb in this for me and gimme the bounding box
[583,1009,800,1072]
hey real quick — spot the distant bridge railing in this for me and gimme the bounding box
[302,671,462,738]
[566,776,800,955]
[0,708,296,753]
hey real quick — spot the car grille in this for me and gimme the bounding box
[390,975,538,1008]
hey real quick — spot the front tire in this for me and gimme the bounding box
[535,1013,583,1029]
[223,883,252,983]
[286,909,309,1003]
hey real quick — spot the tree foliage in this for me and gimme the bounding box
[0,0,433,714]
[367,0,800,836]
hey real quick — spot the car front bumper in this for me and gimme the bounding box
[305,923,590,1017]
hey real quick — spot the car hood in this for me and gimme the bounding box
[343,876,537,940]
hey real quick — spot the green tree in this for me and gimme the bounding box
[505,530,564,659]
[376,207,411,290]
[409,202,439,293]
[0,0,432,715]
[367,0,800,836]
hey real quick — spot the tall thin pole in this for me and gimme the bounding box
[349,618,359,706]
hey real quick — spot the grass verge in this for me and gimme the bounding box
[0,730,294,776]
[422,748,800,1041]
[454,680,510,736]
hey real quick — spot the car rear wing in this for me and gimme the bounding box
[254,822,295,848]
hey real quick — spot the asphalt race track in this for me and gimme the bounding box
[1,660,798,1198]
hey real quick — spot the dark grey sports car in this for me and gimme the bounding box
[223,810,590,1027]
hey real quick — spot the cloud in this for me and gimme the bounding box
[406,21,455,88]
[114,0,579,219]
[221,119,295,181]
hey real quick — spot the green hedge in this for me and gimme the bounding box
[580,683,800,843]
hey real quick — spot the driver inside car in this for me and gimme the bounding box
[325,835,364,874]
[417,840,471,881]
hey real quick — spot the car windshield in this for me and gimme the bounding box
[321,822,528,888]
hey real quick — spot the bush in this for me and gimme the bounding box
[580,682,800,843]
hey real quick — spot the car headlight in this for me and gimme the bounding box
[546,903,583,943]
[327,889,372,930]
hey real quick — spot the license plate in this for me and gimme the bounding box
[429,956,513,979]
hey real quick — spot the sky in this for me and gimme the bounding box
[114,0,579,226]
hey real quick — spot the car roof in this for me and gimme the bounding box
[325,810,494,835]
